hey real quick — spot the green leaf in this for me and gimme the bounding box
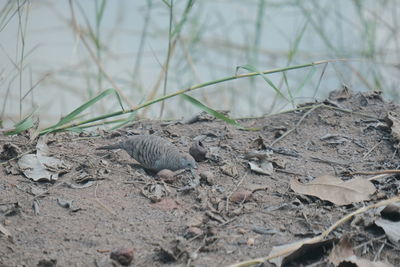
[5,116,34,135]
[181,94,259,131]
[237,64,289,102]
[161,0,171,8]
[67,127,84,133]
[41,88,120,134]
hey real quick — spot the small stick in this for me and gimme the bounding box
[363,141,382,159]
[351,169,400,175]
[271,104,322,146]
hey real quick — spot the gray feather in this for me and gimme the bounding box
[96,135,196,172]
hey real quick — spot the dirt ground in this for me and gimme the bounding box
[1,89,400,267]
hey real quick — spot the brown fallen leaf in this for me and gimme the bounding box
[342,257,394,267]
[374,203,400,245]
[17,137,69,182]
[329,235,394,267]
[328,235,354,265]
[268,237,334,267]
[248,160,273,175]
[290,175,376,205]
[228,196,400,267]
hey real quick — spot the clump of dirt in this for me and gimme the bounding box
[1,89,400,266]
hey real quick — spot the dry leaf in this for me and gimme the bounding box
[0,223,12,239]
[375,219,400,245]
[342,256,394,267]
[248,161,273,175]
[268,237,334,267]
[328,235,353,265]
[290,175,376,205]
[17,136,68,182]
[329,236,394,267]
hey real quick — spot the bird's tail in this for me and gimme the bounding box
[96,144,122,150]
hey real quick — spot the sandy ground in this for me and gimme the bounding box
[1,89,400,267]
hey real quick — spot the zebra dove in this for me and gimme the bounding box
[96,135,196,172]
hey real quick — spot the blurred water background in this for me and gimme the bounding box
[1,0,399,129]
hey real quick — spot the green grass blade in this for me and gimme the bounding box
[181,94,258,131]
[37,60,340,134]
[161,0,171,8]
[41,88,120,134]
[5,115,34,135]
[237,64,290,102]
[109,112,137,131]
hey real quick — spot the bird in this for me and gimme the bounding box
[96,135,197,172]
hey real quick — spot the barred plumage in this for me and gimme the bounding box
[96,135,196,172]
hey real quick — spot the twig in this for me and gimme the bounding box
[363,141,382,159]
[368,174,392,181]
[93,181,116,216]
[373,242,385,262]
[310,156,349,167]
[352,169,400,175]
[271,104,322,146]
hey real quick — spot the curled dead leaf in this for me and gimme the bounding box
[248,161,273,175]
[268,237,335,267]
[17,137,68,182]
[329,235,394,267]
[290,175,376,205]
[374,204,400,245]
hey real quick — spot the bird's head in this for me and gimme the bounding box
[180,154,197,169]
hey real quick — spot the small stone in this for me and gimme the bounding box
[110,248,134,266]
[200,171,215,185]
[37,259,57,267]
[247,237,255,246]
[229,191,253,203]
[189,252,198,260]
[237,228,246,234]
[156,169,176,183]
